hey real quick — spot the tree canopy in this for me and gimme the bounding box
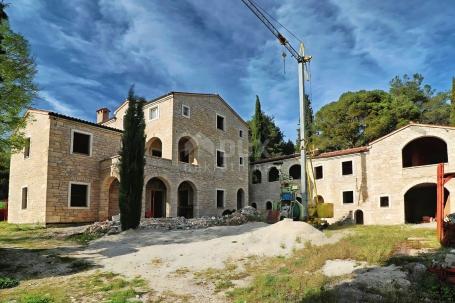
[311,74,451,152]
[249,95,295,161]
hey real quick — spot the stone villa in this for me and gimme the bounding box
[7,91,455,225]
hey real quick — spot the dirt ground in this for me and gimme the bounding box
[72,220,341,302]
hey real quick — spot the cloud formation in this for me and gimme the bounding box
[8,0,455,138]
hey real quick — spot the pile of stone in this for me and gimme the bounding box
[83,206,260,236]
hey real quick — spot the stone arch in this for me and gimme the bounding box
[354,209,364,224]
[402,136,448,168]
[145,177,169,218]
[236,188,245,209]
[251,202,257,209]
[266,201,273,210]
[404,182,449,223]
[252,169,262,184]
[314,195,324,204]
[146,137,163,157]
[289,164,301,180]
[108,178,120,219]
[268,167,279,182]
[177,181,196,219]
[178,136,198,164]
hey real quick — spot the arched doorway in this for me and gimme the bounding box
[108,178,120,219]
[146,178,167,218]
[402,137,448,168]
[146,137,163,157]
[178,136,197,164]
[268,167,279,182]
[266,201,272,210]
[354,210,364,224]
[237,189,245,210]
[289,164,301,180]
[178,181,195,218]
[404,183,449,223]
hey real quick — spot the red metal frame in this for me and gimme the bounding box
[437,163,455,245]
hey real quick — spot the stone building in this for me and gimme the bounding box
[8,92,249,224]
[250,123,455,225]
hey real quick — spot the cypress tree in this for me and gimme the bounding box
[119,87,146,230]
[451,78,455,126]
[250,95,265,161]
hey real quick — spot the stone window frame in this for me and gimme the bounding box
[70,129,93,157]
[216,188,225,209]
[21,185,28,210]
[182,104,191,118]
[149,105,160,121]
[216,149,226,169]
[341,159,354,176]
[314,165,323,180]
[379,195,391,208]
[68,181,91,209]
[341,189,355,204]
[216,113,226,131]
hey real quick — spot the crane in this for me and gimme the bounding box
[241,0,312,220]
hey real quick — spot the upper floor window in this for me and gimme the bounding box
[21,187,28,209]
[216,114,225,131]
[239,129,243,138]
[252,169,262,184]
[315,166,323,179]
[216,150,225,168]
[342,190,354,204]
[268,167,279,182]
[402,136,448,168]
[289,164,301,180]
[71,130,92,156]
[182,105,190,118]
[239,156,244,166]
[69,182,90,208]
[342,161,353,175]
[24,138,31,159]
[149,106,159,120]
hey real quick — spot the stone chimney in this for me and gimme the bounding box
[96,108,110,124]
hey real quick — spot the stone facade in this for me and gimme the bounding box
[8,92,249,224]
[250,124,455,225]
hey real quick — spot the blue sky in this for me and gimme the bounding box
[8,0,455,140]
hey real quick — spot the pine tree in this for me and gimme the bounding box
[451,78,455,126]
[295,94,314,152]
[119,87,146,230]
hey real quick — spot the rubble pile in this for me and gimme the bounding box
[83,207,260,236]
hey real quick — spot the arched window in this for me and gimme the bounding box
[146,137,162,157]
[268,167,279,182]
[402,136,447,168]
[251,202,257,209]
[178,136,198,164]
[289,164,301,179]
[252,170,262,184]
[266,201,272,210]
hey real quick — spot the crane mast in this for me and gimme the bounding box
[241,0,311,220]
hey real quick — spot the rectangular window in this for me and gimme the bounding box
[149,106,159,120]
[69,183,89,208]
[342,191,354,204]
[315,166,323,179]
[182,105,190,118]
[380,196,390,208]
[24,138,31,159]
[71,131,91,156]
[21,187,28,209]
[239,156,244,166]
[239,129,243,138]
[216,114,225,131]
[216,190,224,208]
[342,161,353,175]
[216,150,225,168]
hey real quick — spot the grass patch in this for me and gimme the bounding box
[194,262,249,292]
[0,271,149,303]
[228,225,441,303]
[66,232,101,245]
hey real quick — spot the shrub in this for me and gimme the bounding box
[20,294,54,303]
[0,276,19,289]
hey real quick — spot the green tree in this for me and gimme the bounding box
[119,87,146,230]
[249,96,266,161]
[0,3,37,199]
[295,94,314,152]
[450,78,455,126]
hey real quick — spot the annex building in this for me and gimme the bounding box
[7,91,455,225]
